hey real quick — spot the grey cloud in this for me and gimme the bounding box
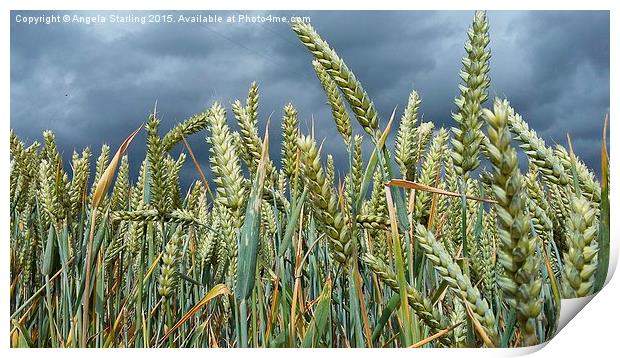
[10,10,609,190]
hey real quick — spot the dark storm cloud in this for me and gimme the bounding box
[10,10,609,189]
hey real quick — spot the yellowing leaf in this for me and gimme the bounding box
[387,179,497,204]
[91,125,142,209]
[160,284,230,344]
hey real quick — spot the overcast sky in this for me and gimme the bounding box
[10,10,610,190]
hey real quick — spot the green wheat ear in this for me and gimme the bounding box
[451,10,491,181]
[232,97,262,174]
[554,144,601,205]
[292,21,379,136]
[298,134,351,264]
[161,110,210,152]
[483,98,542,347]
[145,114,169,213]
[111,155,129,210]
[313,59,352,145]
[281,102,299,179]
[409,121,435,181]
[206,102,246,222]
[415,223,499,346]
[395,89,421,180]
[508,111,570,186]
[414,128,448,223]
[69,147,91,216]
[562,193,598,298]
[158,226,183,299]
[362,252,453,347]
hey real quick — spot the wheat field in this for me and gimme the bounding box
[9,11,610,348]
